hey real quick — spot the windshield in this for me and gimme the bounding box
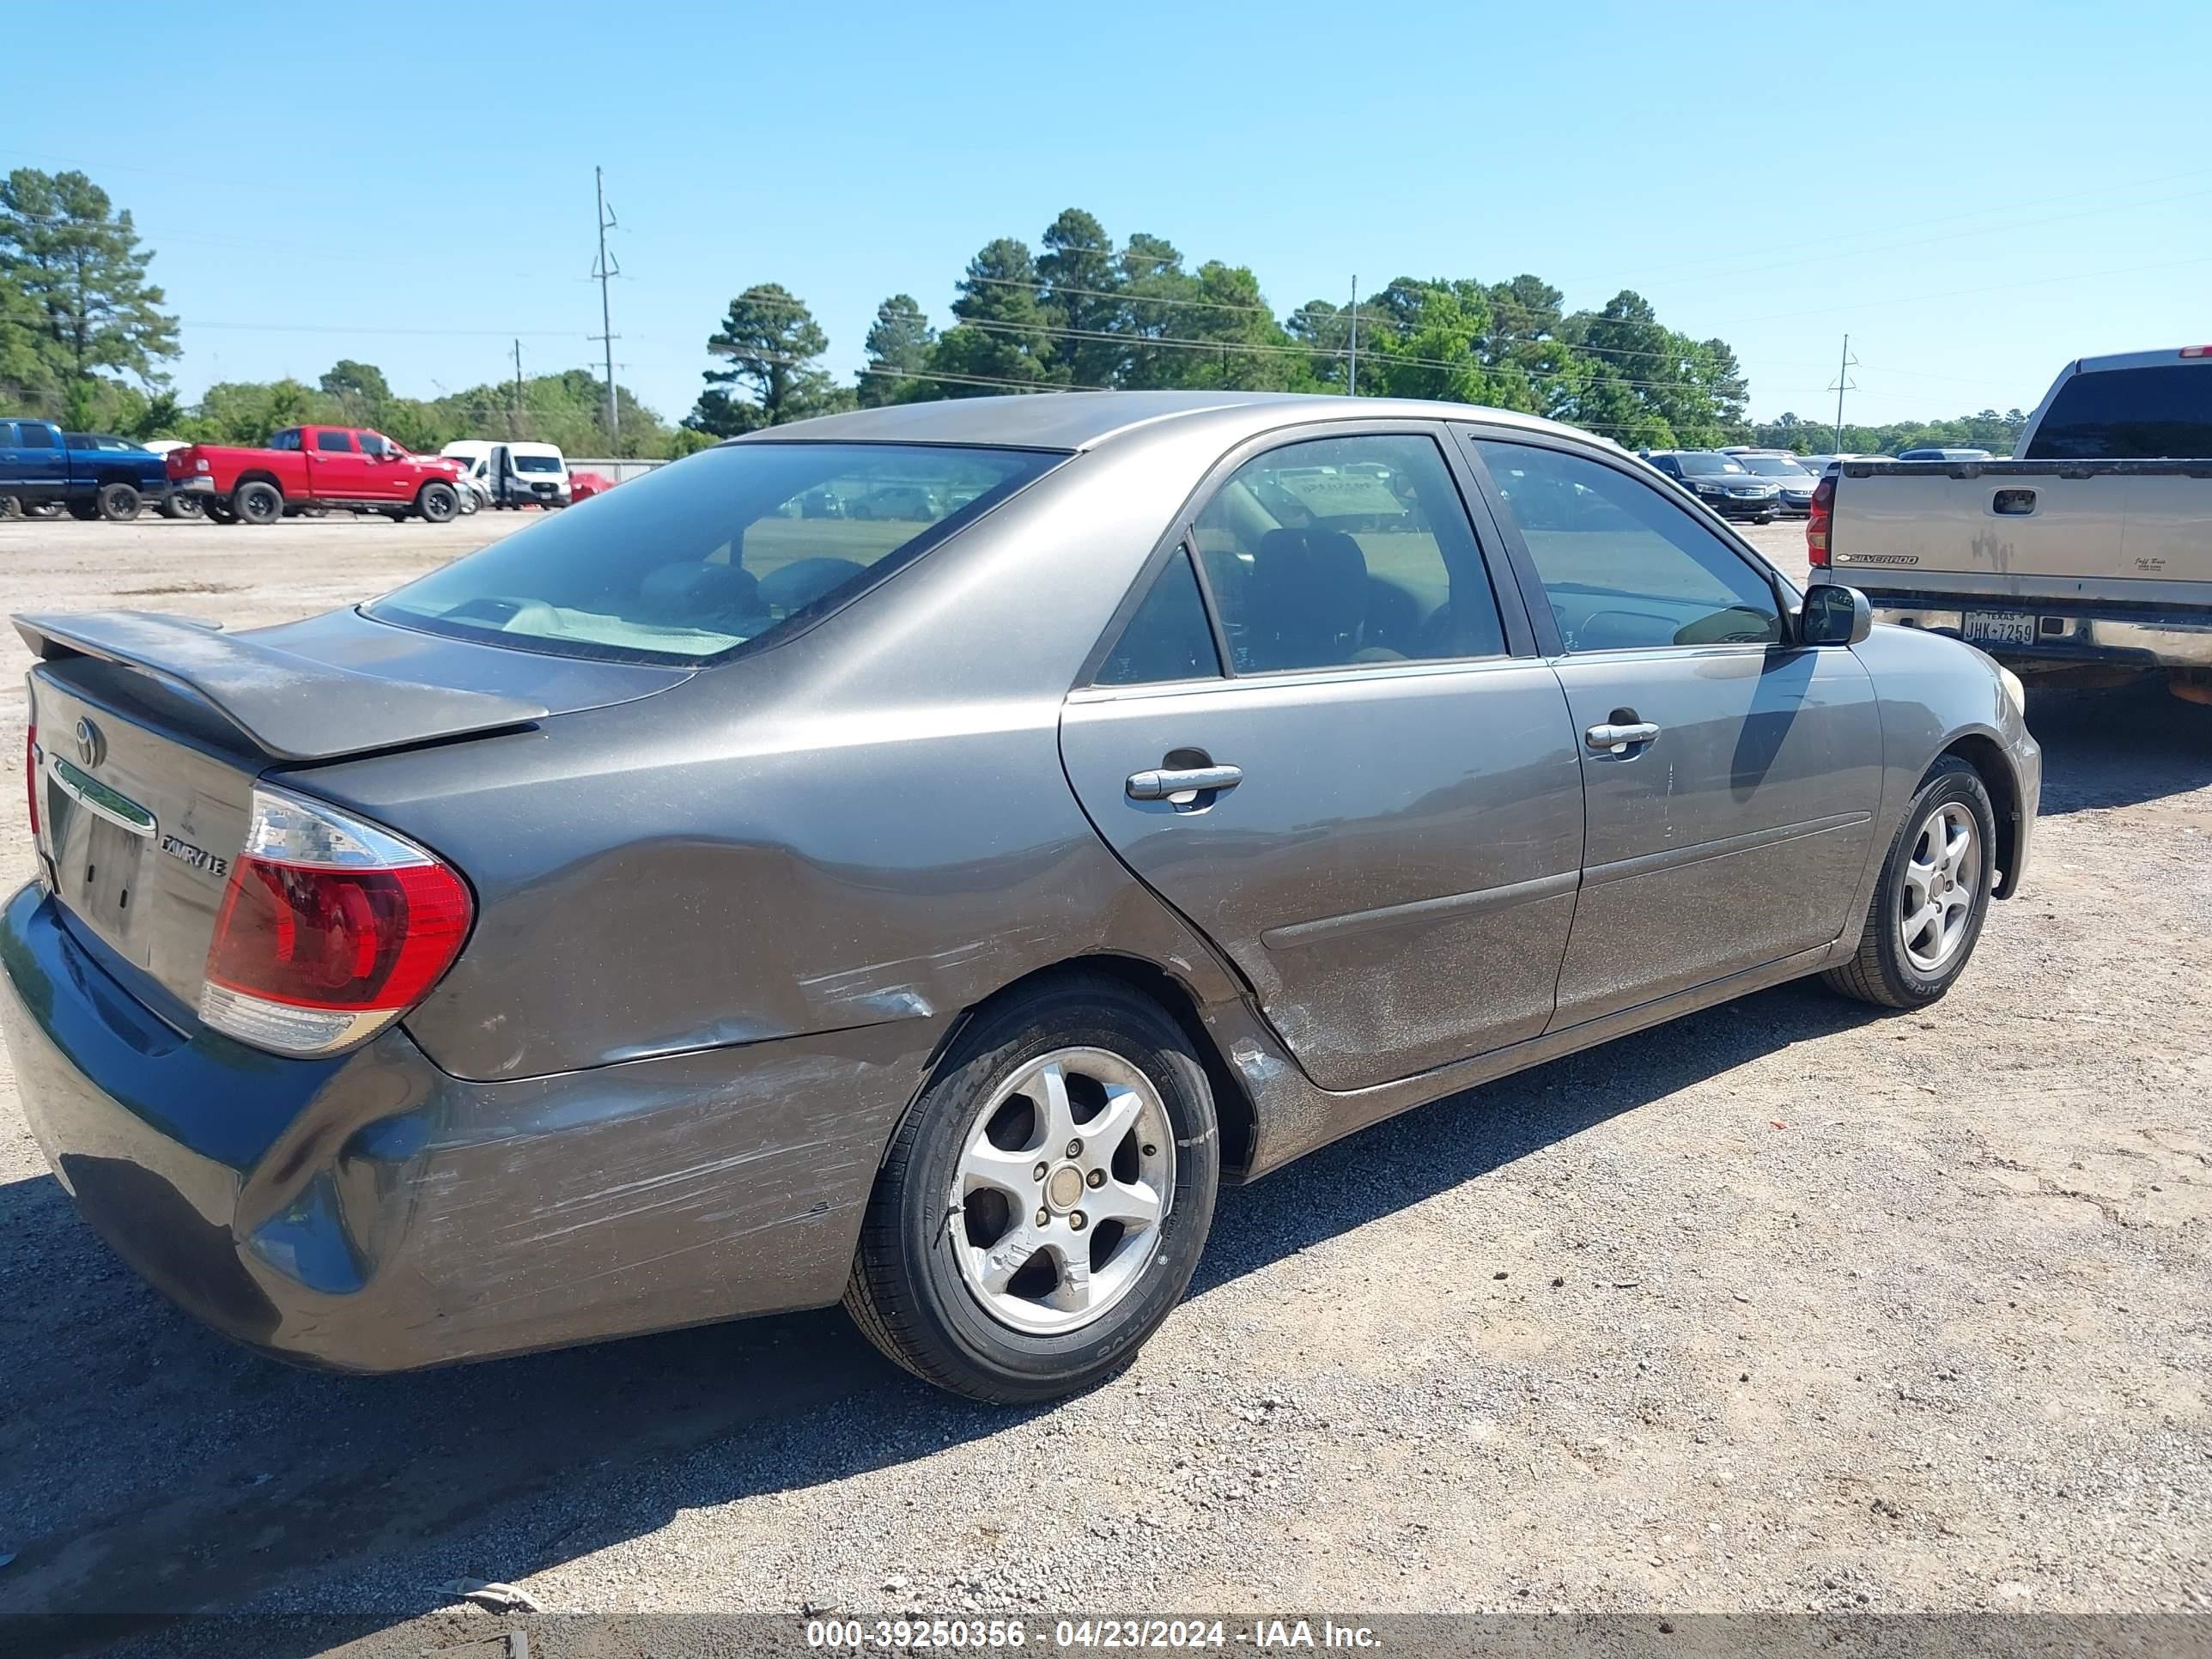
[1737,455,1811,478]
[1675,453,1747,477]
[368,441,1061,665]
[513,453,562,473]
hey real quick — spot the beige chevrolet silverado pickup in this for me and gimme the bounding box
[1808,346,2212,701]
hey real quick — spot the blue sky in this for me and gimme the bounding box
[9,1,2210,429]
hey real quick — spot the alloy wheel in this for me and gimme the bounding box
[1899,801,1978,973]
[949,1047,1175,1336]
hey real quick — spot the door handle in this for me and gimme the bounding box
[1126,763,1243,801]
[1584,721,1660,754]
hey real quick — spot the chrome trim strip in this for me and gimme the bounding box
[1261,868,1580,951]
[45,754,156,838]
[1581,812,1869,889]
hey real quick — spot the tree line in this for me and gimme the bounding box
[686,207,1756,450]
[2,166,2025,460]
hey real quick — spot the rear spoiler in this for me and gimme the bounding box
[15,611,549,763]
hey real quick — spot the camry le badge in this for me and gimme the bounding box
[159,835,228,878]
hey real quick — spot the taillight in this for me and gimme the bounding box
[199,787,471,1056]
[2181,345,2212,359]
[24,716,38,841]
[1807,473,1835,568]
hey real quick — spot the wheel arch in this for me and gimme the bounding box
[897,951,1259,1182]
[1936,732,2021,898]
[233,469,285,494]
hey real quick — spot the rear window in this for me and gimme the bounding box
[512,453,562,473]
[367,441,1061,665]
[2026,364,2212,459]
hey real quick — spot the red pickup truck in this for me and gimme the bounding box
[167,426,466,526]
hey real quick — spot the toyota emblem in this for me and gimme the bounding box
[74,717,105,769]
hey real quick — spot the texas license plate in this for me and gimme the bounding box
[1963,610,2036,647]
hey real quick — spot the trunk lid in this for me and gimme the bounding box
[21,606,688,1018]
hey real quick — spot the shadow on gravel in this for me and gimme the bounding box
[2027,682,2212,815]
[0,977,1875,1655]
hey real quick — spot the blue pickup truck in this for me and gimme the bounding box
[0,419,179,521]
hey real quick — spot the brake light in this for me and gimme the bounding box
[24,716,37,840]
[1806,473,1835,567]
[2181,346,2212,358]
[199,787,471,1056]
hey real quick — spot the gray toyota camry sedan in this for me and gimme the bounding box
[3,392,2039,1401]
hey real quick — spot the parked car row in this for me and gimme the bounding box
[1,421,622,526]
[1638,448,1790,522]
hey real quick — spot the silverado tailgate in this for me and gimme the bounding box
[1830,463,2134,585]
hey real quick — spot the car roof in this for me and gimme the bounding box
[733,389,1601,456]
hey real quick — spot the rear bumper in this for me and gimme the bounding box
[0,882,920,1371]
[173,475,216,497]
[1866,593,2212,670]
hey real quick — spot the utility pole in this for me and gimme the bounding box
[1829,332,1859,451]
[1346,274,1358,397]
[511,338,524,434]
[590,166,622,451]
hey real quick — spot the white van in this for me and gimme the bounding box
[440,440,570,509]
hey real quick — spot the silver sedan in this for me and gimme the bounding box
[3,392,2039,1401]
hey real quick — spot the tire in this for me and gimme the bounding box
[66,501,100,522]
[233,480,283,526]
[97,482,141,522]
[416,481,459,524]
[0,497,18,520]
[1824,755,1997,1009]
[204,499,237,525]
[844,975,1221,1403]
[161,493,204,520]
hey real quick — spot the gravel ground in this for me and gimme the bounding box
[0,514,2205,1648]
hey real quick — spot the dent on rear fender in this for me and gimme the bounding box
[404,815,1221,1082]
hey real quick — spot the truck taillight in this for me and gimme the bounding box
[2180,346,2212,358]
[199,787,471,1057]
[1806,473,1835,567]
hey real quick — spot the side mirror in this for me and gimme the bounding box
[1801,583,1872,647]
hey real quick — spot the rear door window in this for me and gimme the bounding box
[16,422,54,449]
[1189,433,1508,672]
[2026,365,2212,459]
[1094,547,1222,685]
[368,441,1062,665]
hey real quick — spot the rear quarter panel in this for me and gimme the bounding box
[291,434,1254,1085]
